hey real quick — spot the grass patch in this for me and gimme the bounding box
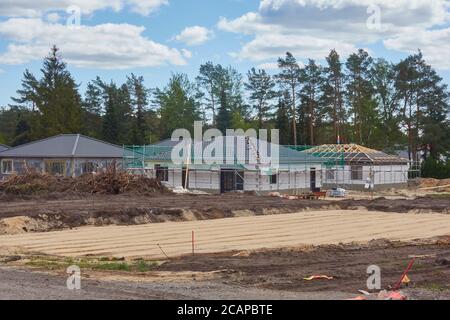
[79,261,131,271]
[25,256,159,273]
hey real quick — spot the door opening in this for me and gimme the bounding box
[310,168,317,191]
[220,169,244,193]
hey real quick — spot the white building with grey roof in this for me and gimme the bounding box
[0,134,123,179]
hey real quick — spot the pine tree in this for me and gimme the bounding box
[12,119,31,146]
[101,81,121,144]
[323,49,345,143]
[11,46,82,138]
[414,55,450,158]
[245,68,278,129]
[120,84,133,143]
[298,59,323,145]
[197,62,218,124]
[275,92,292,145]
[11,69,40,112]
[127,74,150,145]
[38,46,82,136]
[82,81,103,138]
[345,49,376,145]
[371,58,402,152]
[216,89,231,134]
[395,57,415,161]
[0,106,33,145]
[155,73,201,139]
[208,65,247,132]
[276,52,302,146]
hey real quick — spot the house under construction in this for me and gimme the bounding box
[123,139,417,193]
[302,144,414,190]
[123,138,326,194]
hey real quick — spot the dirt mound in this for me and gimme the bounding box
[417,178,450,192]
[339,197,450,213]
[0,170,169,196]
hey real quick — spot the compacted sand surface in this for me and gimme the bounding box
[2,209,450,259]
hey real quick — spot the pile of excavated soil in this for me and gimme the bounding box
[0,194,449,235]
[339,196,450,213]
[0,171,168,197]
[417,178,450,192]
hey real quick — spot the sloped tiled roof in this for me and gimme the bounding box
[305,144,408,165]
[0,134,123,158]
[125,138,324,165]
[0,144,9,153]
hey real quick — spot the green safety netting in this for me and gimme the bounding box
[123,143,330,170]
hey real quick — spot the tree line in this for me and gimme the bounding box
[0,45,449,167]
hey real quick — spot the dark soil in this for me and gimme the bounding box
[339,197,450,213]
[156,238,450,296]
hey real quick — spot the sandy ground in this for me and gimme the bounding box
[2,209,450,259]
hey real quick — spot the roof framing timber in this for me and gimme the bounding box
[305,144,407,165]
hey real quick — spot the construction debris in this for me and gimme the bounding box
[303,275,334,281]
[328,188,346,198]
[377,290,408,300]
[171,186,209,195]
[0,169,169,196]
[268,192,328,200]
[358,290,371,296]
[417,178,450,192]
[393,258,415,291]
[348,296,368,300]
[401,275,411,285]
[268,192,281,197]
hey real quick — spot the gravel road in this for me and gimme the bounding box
[0,267,353,300]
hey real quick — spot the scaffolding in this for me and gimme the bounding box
[303,144,421,189]
[122,142,421,193]
[123,142,327,193]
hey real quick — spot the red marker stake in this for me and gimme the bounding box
[192,230,195,256]
[393,258,415,291]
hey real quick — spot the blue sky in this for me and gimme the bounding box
[0,0,449,107]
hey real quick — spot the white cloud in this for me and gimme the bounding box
[0,18,187,69]
[385,27,450,70]
[181,49,193,59]
[218,0,450,66]
[0,0,167,17]
[233,33,357,62]
[126,0,168,16]
[45,12,61,23]
[174,26,213,46]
